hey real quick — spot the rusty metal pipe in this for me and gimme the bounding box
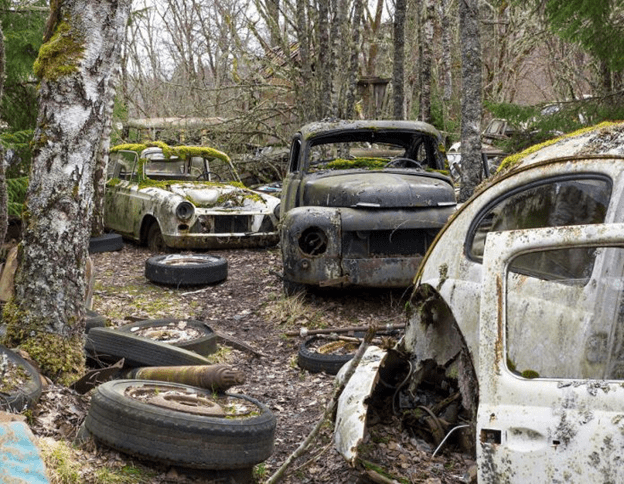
[125,364,245,392]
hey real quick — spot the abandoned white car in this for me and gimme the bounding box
[279,120,456,293]
[333,123,624,481]
[399,122,624,480]
[104,143,281,251]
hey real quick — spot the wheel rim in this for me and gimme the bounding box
[159,254,219,266]
[125,384,261,419]
[132,324,204,344]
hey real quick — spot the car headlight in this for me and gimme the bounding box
[273,202,281,220]
[299,226,328,255]
[175,201,195,221]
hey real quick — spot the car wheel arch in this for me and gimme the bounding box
[140,215,158,245]
[402,283,479,417]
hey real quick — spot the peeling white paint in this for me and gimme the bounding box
[334,346,386,466]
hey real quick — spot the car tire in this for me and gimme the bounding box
[0,344,42,412]
[85,327,211,367]
[297,336,356,375]
[89,233,124,253]
[85,310,107,332]
[145,254,228,287]
[147,222,167,253]
[116,319,218,356]
[85,379,276,469]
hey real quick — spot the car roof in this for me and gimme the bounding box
[498,121,624,173]
[298,119,443,141]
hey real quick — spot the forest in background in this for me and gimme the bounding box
[0,0,623,174]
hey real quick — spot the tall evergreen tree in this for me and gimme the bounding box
[538,0,624,72]
[0,1,46,132]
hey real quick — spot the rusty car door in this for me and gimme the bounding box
[105,150,138,235]
[477,224,624,483]
[280,135,303,217]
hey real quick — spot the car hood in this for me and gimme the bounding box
[302,171,455,208]
[148,182,279,210]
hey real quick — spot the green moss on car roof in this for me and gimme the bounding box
[497,121,617,173]
[111,142,230,163]
[325,158,387,170]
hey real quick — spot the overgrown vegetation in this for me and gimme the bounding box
[485,98,624,155]
[39,438,157,484]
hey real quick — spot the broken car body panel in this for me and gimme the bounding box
[104,143,280,250]
[280,120,456,289]
[477,224,624,483]
[334,346,387,465]
[403,154,624,391]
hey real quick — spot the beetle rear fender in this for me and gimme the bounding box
[402,283,478,416]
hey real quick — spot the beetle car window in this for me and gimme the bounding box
[505,246,624,380]
[469,177,611,261]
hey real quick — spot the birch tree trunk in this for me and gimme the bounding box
[458,0,482,203]
[2,0,131,384]
[392,0,407,119]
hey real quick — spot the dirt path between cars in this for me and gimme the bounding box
[30,243,472,483]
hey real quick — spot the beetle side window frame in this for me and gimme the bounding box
[465,174,612,263]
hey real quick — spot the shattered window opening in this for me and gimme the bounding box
[505,246,624,380]
[468,175,611,261]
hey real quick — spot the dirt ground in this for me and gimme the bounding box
[28,242,474,483]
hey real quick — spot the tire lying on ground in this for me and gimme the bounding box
[85,379,276,469]
[85,309,107,332]
[145,254,227,287]
[117,319,218,356]
[89,233,124,253]
[297,336,358,375]
[85,327,211,367]
[0,344,42,412]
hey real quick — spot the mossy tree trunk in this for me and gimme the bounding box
[392,0,406,120]
[0,21,7,246]
[458,0,482,203]
[2,0,131,384]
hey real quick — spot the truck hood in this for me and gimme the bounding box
[302,171,455,208]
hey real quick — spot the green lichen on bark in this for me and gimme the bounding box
[33,20,85,81]
[1,300,85,385]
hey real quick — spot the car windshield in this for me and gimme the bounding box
[306,131,437,172]
[145,159,186,176]
[142,153,238,183]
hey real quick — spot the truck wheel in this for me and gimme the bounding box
[283,278,307,296]
[145,254,227,287]
[85,380,276,469]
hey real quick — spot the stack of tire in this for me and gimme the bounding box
[84,318,276,472]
